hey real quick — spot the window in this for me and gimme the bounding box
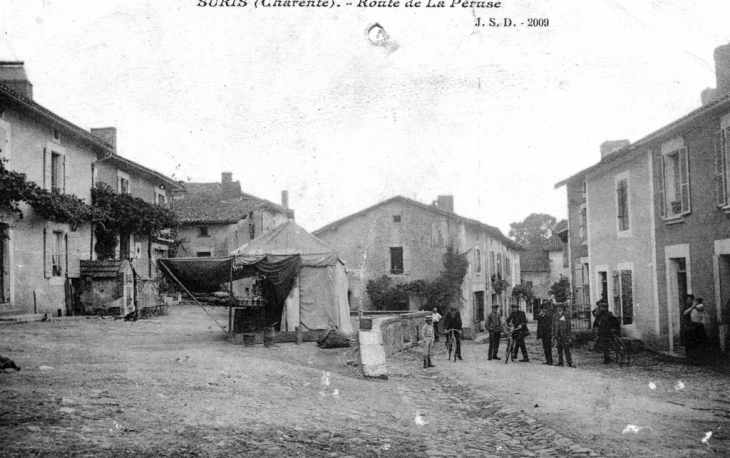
[613,270,634,325]
[616,178,629,231]
[51,231,63,276]
[198,226,209,237]
[197,252,212,257]
[598,271,608,303]
[393,214,401,223]
[715,128,729,207]
[658,146,690,218]
[51,152,63,193]
[117,171,130,194]
[496,253,502,279]
[53,128,61,142]
[505,257,511,281]
[490,251,496,275]
[475,249,481,275]
[0,118,10,160]
[248,212,255,239]
[390,247,404,274]
[579,206,587,244]
[431,222,447,247]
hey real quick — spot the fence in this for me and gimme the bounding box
[567,303,592,330]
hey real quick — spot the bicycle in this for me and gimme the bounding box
[612,335,632,366]
[445,329,462,362]
[503,323,515,365]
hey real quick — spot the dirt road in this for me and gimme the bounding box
[1,305,728,457]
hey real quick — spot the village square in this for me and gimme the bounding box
[2,2,730,457]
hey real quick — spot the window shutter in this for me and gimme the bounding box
[716,131,727,207]
[44,228,52,278]
[66,231,80,278]
[679,147,690,213]
[0,125,7,159]
[43,148,52,190]
[658,154,666,218]
[403,245,411,275]
[62,154,68,193]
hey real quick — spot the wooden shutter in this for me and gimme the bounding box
[43,148,52,190]
[62,154,68,193]
[716,131,727,207]
[66,231,81,278]
[403,245,411,275]
[0,125,7,159]
[44,228,52,278]
[657,154,666,218]
[679,147,690,213]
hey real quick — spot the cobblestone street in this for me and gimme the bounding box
[2,306,729,457]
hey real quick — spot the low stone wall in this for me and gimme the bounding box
[358,312,429,379]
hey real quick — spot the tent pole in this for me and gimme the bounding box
[157,260,227,333]
[229,258,234,335]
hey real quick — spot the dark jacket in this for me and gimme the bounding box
[442,311,453,330]
[536,309,553,339]
[593,310,619,338]
[486,311,502,333]
[552,311,572,338]
[451,311,463,331]
[506,310,529,337]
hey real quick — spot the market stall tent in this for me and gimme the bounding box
[230,220,352,334]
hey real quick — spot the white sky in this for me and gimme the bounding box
[2,0,729,234]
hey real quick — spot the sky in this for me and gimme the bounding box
[2,0,730,235]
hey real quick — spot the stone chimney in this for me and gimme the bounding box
[435,195,454,213]
[281,190,289,209]
[220,172,240,200]
[90,127,117,151]
[600,139,630,159]
[715,43,730,97]
[701,43,730,106]
[0,61,33,99]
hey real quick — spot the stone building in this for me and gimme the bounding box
[313,195,523,338]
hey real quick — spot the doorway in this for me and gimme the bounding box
[474,291,485,331]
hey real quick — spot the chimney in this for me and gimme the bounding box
[701,87,718,106]
[715,43,730,97]
[281,190,289,209]
[600,139,630,159]
[220,172,240,200]
[436,195,454,213]
[0,61,33,99]
[90,127,117,151]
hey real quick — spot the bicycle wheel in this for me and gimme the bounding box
[615,340,626,365]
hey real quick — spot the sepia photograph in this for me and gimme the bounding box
[1,0,730,456]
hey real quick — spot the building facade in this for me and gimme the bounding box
[556,43,730,354]
[0,61,181,317]
[173,172,293,258]
[313,195,523,338]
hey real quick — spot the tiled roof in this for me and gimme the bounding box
[174,182,288,224]
[80,260,124,278]
[313,196,523,251]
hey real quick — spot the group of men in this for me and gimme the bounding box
[420,298,625,368]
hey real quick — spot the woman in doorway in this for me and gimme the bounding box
[683,296,709,359]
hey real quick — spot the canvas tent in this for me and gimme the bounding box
[158,220,352,334]
[230,220,352,334]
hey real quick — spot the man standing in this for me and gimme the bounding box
[552,303,574,367]
[593,301,619,364]
[420,315,435,368]
[486,304,502,361]
[506,304,529,362]
[536,302,554,365]
[451,307,463,361]
[432,308,442,342]
[442,308,454,348]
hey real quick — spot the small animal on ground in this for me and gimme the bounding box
[0,355,21,372]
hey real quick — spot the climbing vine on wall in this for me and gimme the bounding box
[0,159,100,229]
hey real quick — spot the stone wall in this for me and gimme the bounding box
[358,312,428,379]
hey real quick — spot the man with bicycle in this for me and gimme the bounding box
[506,304,529,362]
[447,307,463,361]
[593,301,619,364]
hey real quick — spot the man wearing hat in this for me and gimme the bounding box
[486,304,503,360]
[536,302,554,365]
[552,303,574,367]
[506,303,530,362]
[420,315,436,368]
